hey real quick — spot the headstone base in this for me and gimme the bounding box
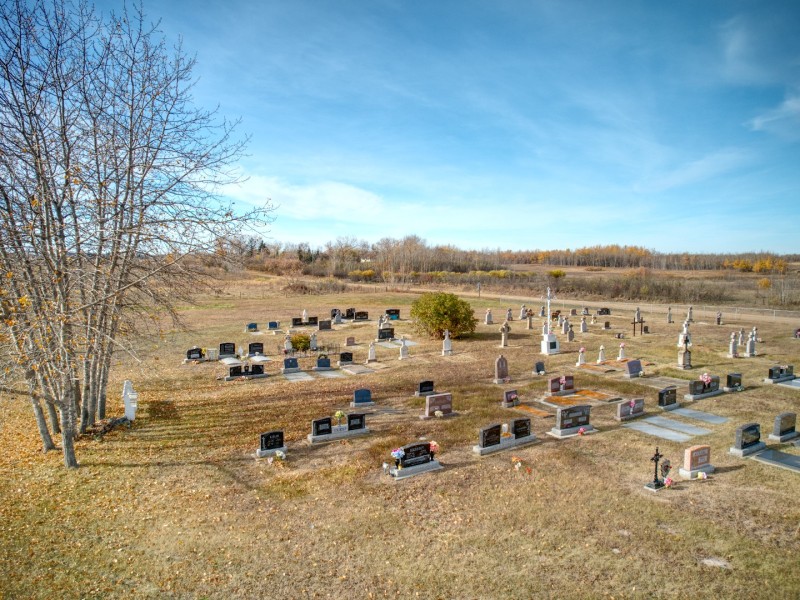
[679,464,715,479]
[414,390,436,397]
[660,403,681,412]
[493,377,510,384]
[472,434,539,456]
[311,366,333,371]
[763,376,796,384]
[256,445,287,458]
[644,482,667,492]
[501,401,519,409]
[722,385,744,393]
[623,372,645,379]
[546,424,597,439]
[729,442,766,458]
[683,389,723,402]
[280,367,301,374]
[337,361,353,368]
[308,424,370,444]
[225,373,268,381]
[442,350,452,356]
[420,411,458,421]
[390,460,443,480]
[547,390,576,398]
[727,353,739,359]
[350,401,375,408]
[768,431,799,443]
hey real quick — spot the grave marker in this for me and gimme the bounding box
[615,398,645,422]
[307,316,318,326]
[547,375,575,396]
[533,361,545,376]
[730,422,766,457]
[473,418,538,456]
[318,319,332,331]
[338,352,354,366]
[501,389,519,408]
[291,317,303,327]
[723,373,743,392]
[308,412,370,443]
[493,355,510,384]
[421,393,455,419]
[281,357,301,374]
[415,380,435,397]
[768,412,798,442]
[312,354,332,371]
[186,347,204,361]
[268,321,279,331]
[354,311,369,321]
[377,328,395,341]
[248,342,264,356]
[351,388,375,407]
[386,308,400,320]
[658,386,679,411]
[679,444,714,478]
[624,359,643,379]
[256,430,286,458]
[548,405,594,438]
[219,342,236,358]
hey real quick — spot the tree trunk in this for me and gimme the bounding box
[46,399,61,434]
[60,400,79,469]
[30,396,56,452]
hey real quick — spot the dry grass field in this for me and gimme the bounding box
[2,273,799,599]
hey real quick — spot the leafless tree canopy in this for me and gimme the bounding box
[0,0,272,467]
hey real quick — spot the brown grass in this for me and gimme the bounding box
[1,274,799,598]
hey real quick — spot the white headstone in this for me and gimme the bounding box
[597,345,605,364]
[618,343,626,361]
[442,330,452,356]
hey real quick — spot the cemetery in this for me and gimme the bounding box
[4,283,800,597]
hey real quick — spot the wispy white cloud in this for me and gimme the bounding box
[633,148,752,194]
[748,93,800,139]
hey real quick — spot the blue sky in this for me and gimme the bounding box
[105,1,799,253]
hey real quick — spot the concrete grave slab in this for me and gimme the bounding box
[750,449,800,473]
[672,408,728,425]
[342,364,375,375]
[622,422,693,443]
[283,371,314,382]
[314,370,345,379]
[643,416,712,436]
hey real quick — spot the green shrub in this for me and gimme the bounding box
[410,292,476,339]
[290,333,311,351]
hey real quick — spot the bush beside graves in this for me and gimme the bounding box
[410,292,476,339]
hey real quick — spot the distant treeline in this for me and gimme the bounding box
[217,236,796,278]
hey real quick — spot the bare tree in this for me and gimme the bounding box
[0,0,272,467]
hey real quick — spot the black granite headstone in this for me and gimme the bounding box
[479,424,502,448]
[312,417,333,437]
[260,430,284,452]
[511,418,531,439]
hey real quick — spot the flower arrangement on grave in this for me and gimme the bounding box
[700,372,712,386]
[334,410,345,426]
[274,450,286,461]
[391,447,405,468]
[434,410,444,418]
[429,441,439,459]
[664,476,674,488]
[629,400,636,410]
[660,458,672,482]
[512,455,523,471]
[579,347,585,353]
[559,375,566,386]
[620,342,625,348]
[578,427,586,436]
[697,471,709,481]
